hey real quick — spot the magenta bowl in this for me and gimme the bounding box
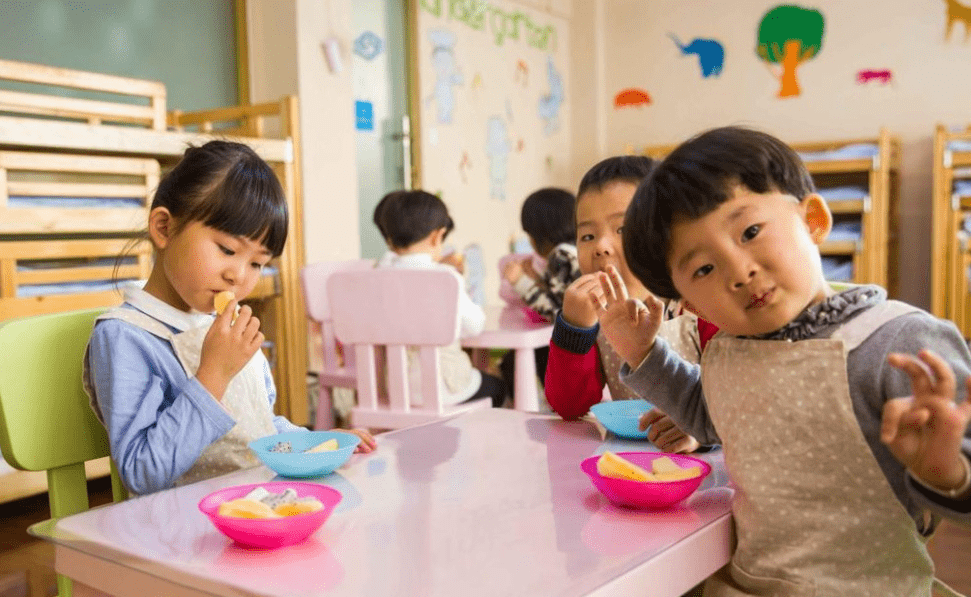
[580,452,711,510]
[198,481,342,549]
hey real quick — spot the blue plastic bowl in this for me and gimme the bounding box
[249,430,361,478]
[589,399,654,439]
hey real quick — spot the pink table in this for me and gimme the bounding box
[32,409,734,597]
[462,306,554,411]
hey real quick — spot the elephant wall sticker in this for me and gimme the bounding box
[669,34,725,78]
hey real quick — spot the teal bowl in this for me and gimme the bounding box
[589,399,654,439]
[249,431,360,478]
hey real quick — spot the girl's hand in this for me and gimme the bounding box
[884,349,971,491]
[521,258,541,283]
[596,264,665,369]
[346,428,377,453]
[197,300,264,400]
[561,273,605,328]
[440,252,465,274]
[640,409,701,453]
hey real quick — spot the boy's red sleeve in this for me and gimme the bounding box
[544,342,605,420]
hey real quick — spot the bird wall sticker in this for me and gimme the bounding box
[669,34,725,78]
[756,4,825,98]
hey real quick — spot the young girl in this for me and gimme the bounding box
[84,140,375,496]
[373,189,508,407]
[604,126,971,595]
[545,155,714,453]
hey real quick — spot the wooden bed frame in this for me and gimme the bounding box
[932,124,971,337]
[0,58,307,503]
[634,129,900,293]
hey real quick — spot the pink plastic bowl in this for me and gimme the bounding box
[198,481,342,549]
[580,452,712,510]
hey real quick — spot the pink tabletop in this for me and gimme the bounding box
[36,409,734,597]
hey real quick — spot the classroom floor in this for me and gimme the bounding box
[0,477,969,597]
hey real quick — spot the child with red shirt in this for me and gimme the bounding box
[544,156,717,452]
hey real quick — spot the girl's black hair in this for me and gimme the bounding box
[623,126,816,299]
[373,189,454,249]
[520,187,576,252]
[152,140,288,256]
[577,155,656,198]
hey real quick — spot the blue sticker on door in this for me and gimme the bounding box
[356,100,374,131]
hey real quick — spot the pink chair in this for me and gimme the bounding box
[327,268,492,430]
[300,259,374,430]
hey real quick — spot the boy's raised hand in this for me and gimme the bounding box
[883,349,971,492]
[197,300,265,401]
[596,264,665,369]
[561,273,606,328]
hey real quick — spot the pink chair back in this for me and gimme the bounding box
[328,268,490,430]
[300,259,374,429]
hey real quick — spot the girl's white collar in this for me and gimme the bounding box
[123,287,214,332]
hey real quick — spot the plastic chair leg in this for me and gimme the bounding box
[314,386,336,430]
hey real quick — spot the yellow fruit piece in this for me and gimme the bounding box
[214,291,235,315]
[650,456,701,481]
[305,438,339,453]
[596,451,652,481]
[218,498,281,519]
[274,499,323,516]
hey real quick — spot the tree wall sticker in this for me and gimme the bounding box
[756,4,825,98]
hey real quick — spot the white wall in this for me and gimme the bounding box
[247,0,361,264]
[576,0,971,309]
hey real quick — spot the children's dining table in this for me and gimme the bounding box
[31,408,735,597]
[461,305,554,412]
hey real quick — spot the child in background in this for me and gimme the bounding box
[502,187,581,322]
[84,141,375,496]
[602,126,971,595]
[500,187,582,392]
[545,155,712,453]
[373,190,508,407]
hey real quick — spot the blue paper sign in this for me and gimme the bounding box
[355,100,374,131]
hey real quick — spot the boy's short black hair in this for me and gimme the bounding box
[520,187,576,251]
[624,126,816,299]
[577,155,656,198]
[373,189,454,249]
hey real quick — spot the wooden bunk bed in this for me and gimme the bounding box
[931,124,971,338]
[0,58,308,503]
[634,129,900,294]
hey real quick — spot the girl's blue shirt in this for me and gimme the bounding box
[85,288,303,495]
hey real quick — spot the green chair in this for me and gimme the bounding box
[0,308,128,597]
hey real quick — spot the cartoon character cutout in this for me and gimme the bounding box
[537,56,563,136]
[485,116,510,201]
[428,29,463,124]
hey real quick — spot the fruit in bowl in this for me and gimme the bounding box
[199,481,342,549]
[589,399,654,439]
[249,430,360,478]
[581,451,711,509]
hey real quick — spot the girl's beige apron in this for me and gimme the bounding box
[87,309,277,490]
[700,301,962,597]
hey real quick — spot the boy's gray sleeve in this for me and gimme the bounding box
[619,336,719,445]
[858,313,971,521]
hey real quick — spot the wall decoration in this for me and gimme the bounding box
[945,0,971,41]
[516,59,529,85]
[485,115,510,201]
[353,31,384,60]
[459,151,472,183]
[669,34,724,78]
[428,28,463,124]
[856,69,893,85]
[355,100,374,131]
[420,0,557,51]
[756,4,825,98]
[613,87,652,109]
[472,73,483,89]
[537,56,563,136]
